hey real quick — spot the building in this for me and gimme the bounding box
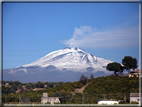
[97,100,119,105]
[126,70,142,78]
[130,93,142,104]
[5,83,9,85]
[41,93,60,104]
[16,85,27,93]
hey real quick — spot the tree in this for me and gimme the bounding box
[11,84,18,92]
[18,84,22,89]
[14,81,21,86]
[118,69,124,76]
[59,92,69,104]
[4,87,15,94]
[47,82,54,88]
[35,81,44,88]
[90,74,94,80]
[53,91,61,97]
[26,84,31,90]
[39,82,44,88]
[58,82,64,85]
[9,81,13,85]
[18,84,25,93]
[2,81,6,85]
[9,87,15,94]
[80,74,88,85]
[122,56,138,74]
[106,62,123,76]
[28,83,35,89]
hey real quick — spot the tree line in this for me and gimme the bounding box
[2,80,70,95]
[106,56,138,76]
[2,75,139,104]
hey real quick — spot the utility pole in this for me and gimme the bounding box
[68,95,70,104]
[104,94,106,100]
[5,94,7,103]
[124,93,126,102]
[19,93,21,103]
[95,94,97,104]
[5,95,6,103]
[82,92,84,104]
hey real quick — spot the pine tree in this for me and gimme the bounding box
[80,74,88,85]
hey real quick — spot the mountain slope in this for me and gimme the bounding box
[3,47,113,82]
[17,47,112,72]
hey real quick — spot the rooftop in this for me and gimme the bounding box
[97,99,119,101]
[130,93,142,97]
[134,70,142,73]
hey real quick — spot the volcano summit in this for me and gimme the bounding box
[3,47,113,82]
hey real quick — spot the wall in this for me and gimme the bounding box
[98,101,119,105]
[130,97,142,104]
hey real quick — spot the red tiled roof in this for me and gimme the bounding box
[130,93,142,97]
[134,70,142,73]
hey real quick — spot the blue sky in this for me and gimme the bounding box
[3,3,139,69]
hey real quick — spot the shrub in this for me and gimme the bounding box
[131,101,139,104]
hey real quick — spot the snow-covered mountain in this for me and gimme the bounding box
[3,47,113,82]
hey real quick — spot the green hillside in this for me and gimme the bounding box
[2,75,139,104]
[83,75,139,103]
[84,75,139,94]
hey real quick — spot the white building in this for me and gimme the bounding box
[97,100,119,105]
[130,93,142,104]
[126,70,142,78]
[5,83,9,85]
[41,93,60,104]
